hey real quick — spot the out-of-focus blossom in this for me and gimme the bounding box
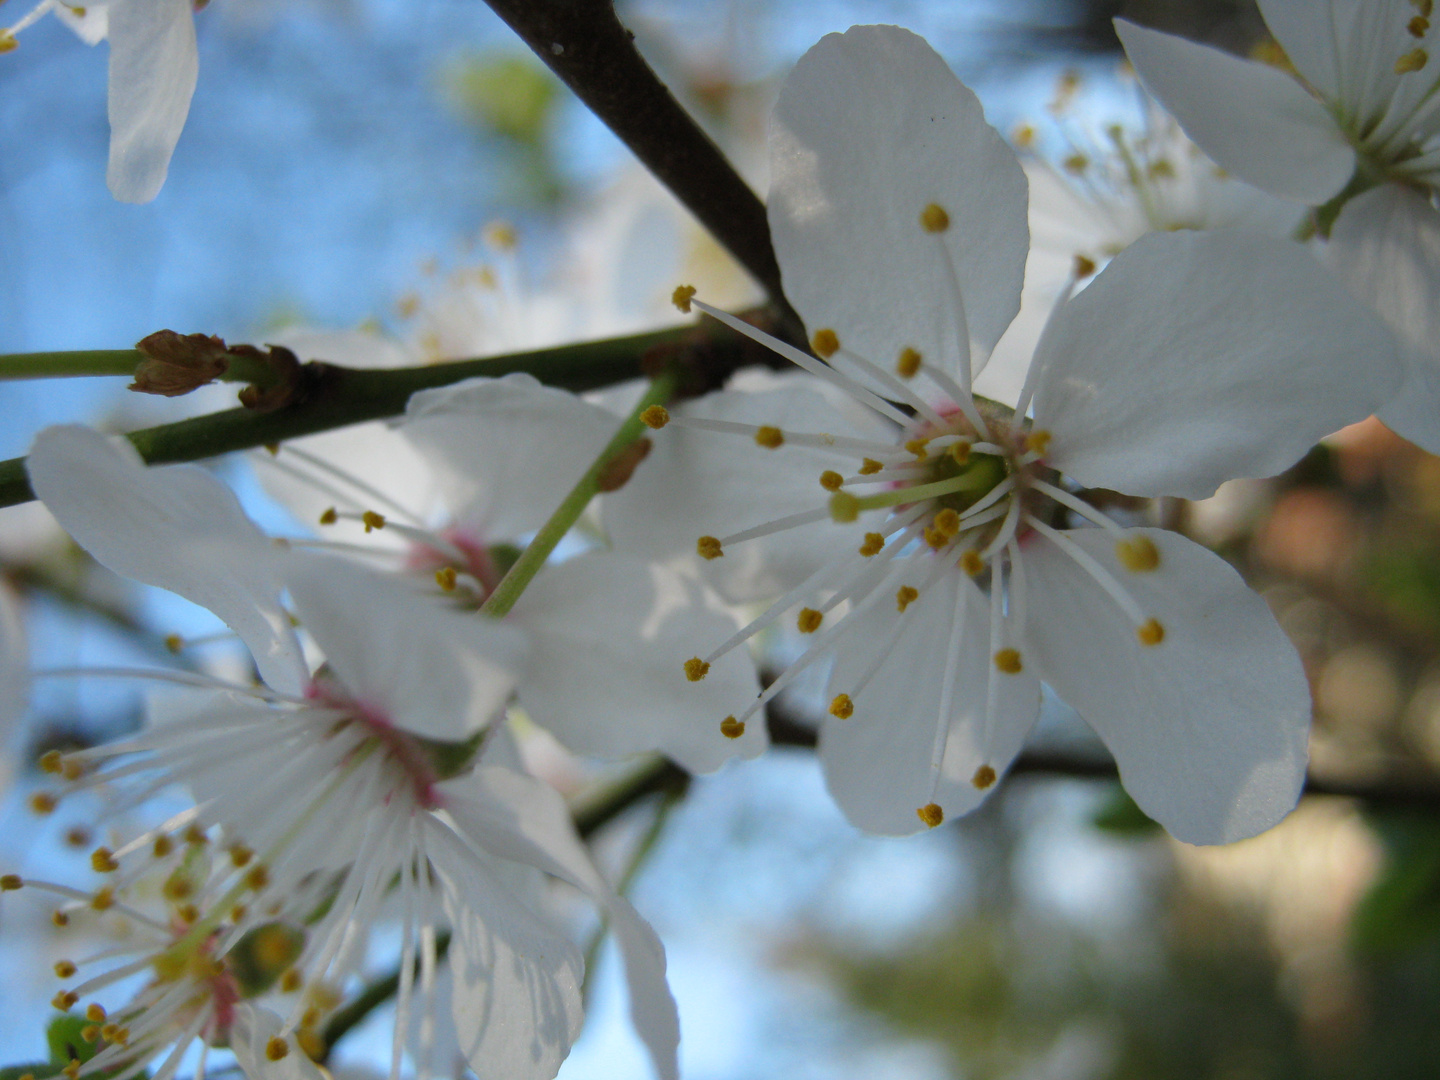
[651,24,1401,844]
[978,73,1303,404]
[1117,5,1440,453]
[1,0,198,202]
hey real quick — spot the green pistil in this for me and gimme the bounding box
[830,455,1007,521]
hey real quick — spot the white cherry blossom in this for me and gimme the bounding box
[652,23,1402,844]
[1116,4,1440,452]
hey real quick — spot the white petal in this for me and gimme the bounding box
[56,1,109,45]
[401,374,619,541]
[445,766,680,1080]
[820,567,1041,835]
[1256,0,1343,101]
[429,823,585,1080]
[602,377,887,604]
[0,585,28,760]
[1325,185,1440,453]
[1032,228,1402,499]
[1115,19,1354,205]
[510,552,765,772]
[27,425,306,694]
[1021,527,1309,845]
[285,555,528,740]
[229,1005,327,1080]
[769,24,1028,378]
[105,0,197,202]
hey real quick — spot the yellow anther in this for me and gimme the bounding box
[672,284,696,313]
[1063,152,1089,174]
[163,876,193,901]
[1023,429,1052,455]
[81,1024,102,1044]
[112,1026,130,1046]
[282,969,304,993]
[435,567,458,592]
[177,903,199,923]
[859,458,884,475]
[993,648,1023,674]
[754,425,784,449]
[153,835,174,858]
[65,828,90,849]
[904,438,929,460]
[91,888,114,911]
[62,758,84,782]
[917,803,944,828]
[933,508,960,538]
[1147,158,1176,179]
[830,492,861,523]
[1072,254,1097,278]
[54,960,77,978]
[949,441,971,466]
[53,990,79,1010]
[39,750,63,775]
[797,608,823,633]
[484,220,517,251]
[1410,15,1430,38]
[85,1002,106,1023]
[896,585,920,612]
[1396,47,1428,73]
[829,694,854,720]
[895,347,922,379]
[1013,123,1036,148]
[164,633,183,653]
[819,470,844,491]
[29,792,57,815]
[184,823,209,845]
[52,911,69,927]
[1115,535,1160,572]
[100,1024,121,1042]
[230,845,254,868]
[923,525,947,550]
[361,510,385,532]
[697,535,724,560]
[1,874,22,891]
[859,532,885,557]
[1137,618,1166,646]
[246,864,270,891]
[1416,0,1434,17]
[810,328,840,358]
[230,903,247,922]
[719,716,745,739]
[972,765,997,789]
[298,1027,326,1060]
[90,847,119,873]
[920,203,950,233]
[266,1036,291,1062]
[62,1061,80,1080]
[0,31,18,54]
[318,507,338,525]
[640,404,670,429]
[684,658,710,682]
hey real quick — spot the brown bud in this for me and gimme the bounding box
[130,331,230,396]
[596,437,653,493]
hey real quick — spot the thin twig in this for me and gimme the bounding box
[482,0,796,327]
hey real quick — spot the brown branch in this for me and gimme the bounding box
[482,0,795,326]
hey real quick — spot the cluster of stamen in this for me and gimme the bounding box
[670,196,1173,826]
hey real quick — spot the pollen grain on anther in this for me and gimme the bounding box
[797,608,823,633]
[896,585,920,612]
[1137,618,1166,646]
[719,716,745,739]
[972,764,997,789]
[754,426,785,449]
[684,658,711,682]
[640,405,670,430]
[993,648,1023,674]
[917,802,944,827]
[697,535,724,560]
[920,203,951,233]
[829,694,854,719]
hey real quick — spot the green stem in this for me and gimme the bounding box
[0,315,785,510]
[0,351,143,380]
[479,371,679,619]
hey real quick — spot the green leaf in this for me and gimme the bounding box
[1352,812,1440,953]
[1091,785,1162,836]
[442,53,560,146]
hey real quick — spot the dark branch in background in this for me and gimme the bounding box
[0,312,786,510]
[482,0,798,332]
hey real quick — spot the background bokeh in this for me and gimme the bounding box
[4,1,1440,1077]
